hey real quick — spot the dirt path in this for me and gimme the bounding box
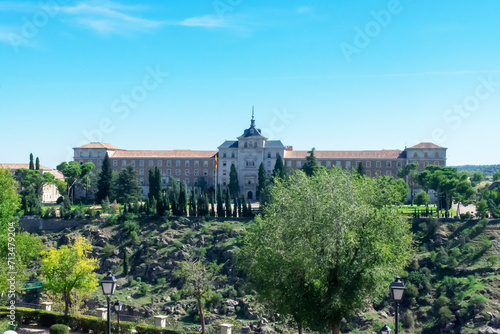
[17,324,86,334]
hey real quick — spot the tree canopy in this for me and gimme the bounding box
[240,168,414,334]
[115,165,142,204]
[301,147,319,177]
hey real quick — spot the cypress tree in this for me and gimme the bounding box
[154,167,162,201]
[238,195,243,217]
[29,153,34,170]
[241,195,247,217]
[35,157,40,171]
[225,189,232,217]
[357,162,366,176]
[123,251,130,276]
[302,148,319,177]
[233,197,239,217]
[189,188,197,217]
[247,202,253,217]
[163,195,170,216]
[97,153,112,203]
[257,162,267,200]
[150,197,157,216]
[148,169,155,201]
[210,194,215,217]
[229,164,239,199]
[178,181,188,216]
[272,154,286,180]
[217,185,224,217]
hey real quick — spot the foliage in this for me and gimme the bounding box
[415,190,430,206]
[301,147,319,176]
[50,324,69,334]
[96,153,112,203]
[257,162,268,200]
[272,154,286,180]
[41,236,99,316]
[115,165,142,204]
[240,168,414,334]
[375,175,409,204]
[56,161,95,203]
[102,243,116,258]
[229,164,239,198]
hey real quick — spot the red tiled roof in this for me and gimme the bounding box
[409,142,445,149]
[45,169,65,180]
[110,150,217,158]
[75,143,123,150]
[284,150,404,159]
[0,163,50,170]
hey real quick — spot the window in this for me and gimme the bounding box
[246,160,255,167]
[376,170,381,176]
[149,160,153,167]
[185,160,190,167]
[204,170,208,176]
[223,181,227,186]
[366,170,371,177]
[413,152,418,158]
[424,152,429,158]
[424,161,429,167]
[345,161,351,168]
[167,169,171,176]
[434,161,439,165]
[326,161,331,167]
[244,142,248,148]
[185,169,190,176]
[176,160,180,167]
[335,161,340,167]
[194,169,199,176]
[175,169,181,176]
[80,151,84,157]
[140,178,144,185]
[231,152,235,158]
[203,161,208,167]
[167,160,171,167]
[131,160,135,166]
[397,161,402,168]
[386,170,392,176]
[113,160,118,166]
[287,160,292,167]
[366,161,371,168]
[276,153,280,158]
[386,161,392,168]
[376,161,381,168]
[267,153,271,158]
[158,160,162,167]
[98,152,102,157]
[435,152,439,158]
[194,160,199,167]
[122,160,126,166]
[140,160,144,166]
[223,161,227,167]
[296,161,302,168]
[185,178,190,185]
[223,152,227,158]
[139,169,144,175]
[223,170,227,176]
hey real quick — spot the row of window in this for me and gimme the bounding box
[138,177,193,186]
[413,152,440,158]
[286,160,404,169]
[112,159,210,168]
[118,168,215,177]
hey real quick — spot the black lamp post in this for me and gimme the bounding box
[114,300,123,334]
[101,271,117,334]
[381,323,391,334]
[389,276,405,334]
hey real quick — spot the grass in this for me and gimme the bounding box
[400,205,457,217]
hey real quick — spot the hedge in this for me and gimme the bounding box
[135,323,196,334]
[0,307,133,334]
[50,324,69,334]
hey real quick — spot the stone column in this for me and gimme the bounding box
[220,323,233,334]
[154,315,169,328]
[96,308,108,320]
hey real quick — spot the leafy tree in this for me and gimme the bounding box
[471,172,485,184]
[272,154,286,180]
[57,161,95,203]
[0,168,44,295]
[14,168,55,215]
[229,164,239,199]
[189,187,197,217]
[454,180,475,216]
[476,199,489,218]
[80,171,97,203]
[210,193,215,217]
[398,163,418,204]
[217,185,224,217]
[96,153,112,203]
[225,189,232,217]
[29,153,34,170]
[302,147,319,177]
[356,162,366,176]
[197,194,209,216]
[41,236,99,316]
[415,190,430,207]
[493,172,500,181]
[419,166,460,217]
[375,176,409,205]
[240,169,414,334]
[195,176,208,193]
[177,252,219,334]
[178,181,188,216]
[115,165,142,204]
[35,157,40,171]
[257,162,268,201]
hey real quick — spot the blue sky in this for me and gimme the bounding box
[0,0,499,168]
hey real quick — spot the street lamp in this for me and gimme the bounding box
[381,324,391,334]
[389,276,405,334]
[114,300,123,334]
[101,271,117,334]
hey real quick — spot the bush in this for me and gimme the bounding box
[102,244,116,258]
[135,322,186,334]
[221,221,234,234]
[439,306,453,326]
[50,324,69,334]
[469,294,488,311]
[123,220,140,233]
[401,310,414,329]
[44,207,57,219]
[106,214,119,225]
[130,231,138,241]
[478,218,489,228]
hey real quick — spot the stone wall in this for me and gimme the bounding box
[19,217,87,233]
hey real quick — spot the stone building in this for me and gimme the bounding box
[73,115,447,199]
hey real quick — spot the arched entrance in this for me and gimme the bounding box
[247,191,253,200]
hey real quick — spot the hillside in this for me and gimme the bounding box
[22,215,500,334]
[454,165,500,177]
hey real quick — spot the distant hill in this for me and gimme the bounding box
[453,164,500,176]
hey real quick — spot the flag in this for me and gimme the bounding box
[215,155,218,170]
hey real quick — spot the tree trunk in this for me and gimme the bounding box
[197,295,205,334]
[297,322,302,334]
[457,202,461,217]
[331,323,340,334]
[64,291,70,316]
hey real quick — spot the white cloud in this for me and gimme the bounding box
[178,15,226,28]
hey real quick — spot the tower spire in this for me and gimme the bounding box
[251,106,255,127]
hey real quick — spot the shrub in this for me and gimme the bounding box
[106,214,119,225]
[221,221,234,234]
[488,255,499,267]
[469,294,488,311]
[135,322,186,334]
[102,244,116,258]
[478,218,489,228]
[139,283,148,295]
[438,306,453,326]
[130,231,138,241]
[50,324,69,334]
[401,310,415,329]
[123,220,140,233]
[171,291,181,302]
[44,207,57,219]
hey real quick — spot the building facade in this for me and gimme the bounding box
[73,115,447,199]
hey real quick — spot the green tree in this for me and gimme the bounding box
[57,161,95,203]
[29,153,34,170]
[419,166,460,217]
[229,164,239,199]
[217,185,224,217]
[115,165,142,204]
[35,157,40,171]
[257,162,268,201]
[225,189,232,217]
[356,162,366,176]
[0,168,44,295]
[240,169,414,334]
[375,176,409,205]
[476,199,489,218]
[41,236,99,316]
[210,193,215,217]
[454,180,475,216]
[272,154,286,180]
[415,190,430,207]
[302,147,319,177]
[189,187,197,216]
[398,163,418,204]
[14,168,55,215]
[178,181,188,216]
[471,172,485,184]
[96,153,112,203]
[493,172,500,181]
